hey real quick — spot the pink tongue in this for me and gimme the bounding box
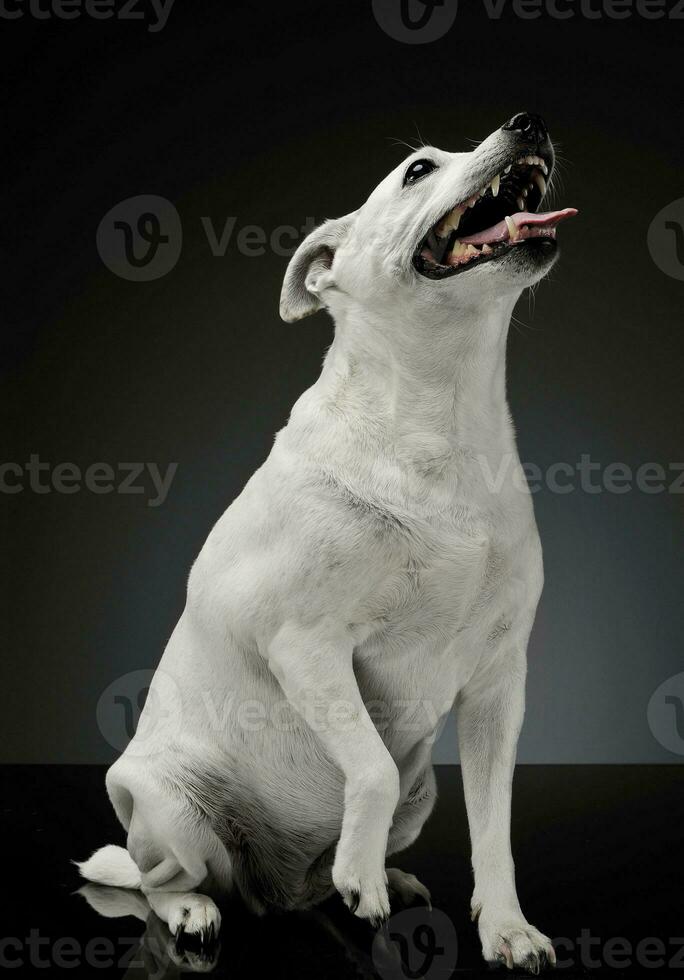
[457,207,578,245]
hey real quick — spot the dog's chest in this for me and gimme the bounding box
[352,480,539,704]
[362,501,516,636]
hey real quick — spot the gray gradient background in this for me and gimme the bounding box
[2,1,683,764]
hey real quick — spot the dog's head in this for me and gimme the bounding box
[280,113,576,323]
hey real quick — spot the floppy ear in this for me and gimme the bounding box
[279,214,355,323]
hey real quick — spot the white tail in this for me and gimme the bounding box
[76,845,142,889]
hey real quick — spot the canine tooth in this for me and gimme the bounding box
[533,172,547,196]
[436,206,463,237]
[517,195,525,210]
[505,215,520,241]
[491,174,500,197]
[541,162,549,175]
[504,165,512,174]
[449,211,462,233]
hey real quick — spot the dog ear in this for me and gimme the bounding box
[279,214,354,322]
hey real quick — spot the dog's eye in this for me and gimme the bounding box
[403,159,437,186]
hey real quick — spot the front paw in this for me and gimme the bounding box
[476,910,556,974]
[333,855,390,927]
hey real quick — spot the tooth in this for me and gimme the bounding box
[482,243,493,254]
[436,206,463,237]
[505,216,520,241]
[449,211,462,233]
[504,165,512,175]
[450,241,479,262]
[491,174,500,197]
[541,162,549,176]
[533,172,547,196]
[517,195,525,210]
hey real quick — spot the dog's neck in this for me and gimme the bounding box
[301,295,520,458]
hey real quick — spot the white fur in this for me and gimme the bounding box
[80,119,565,970]
[76,844,142,889]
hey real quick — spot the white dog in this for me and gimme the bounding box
[79,112,576,973]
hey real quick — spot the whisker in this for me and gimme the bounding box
[413,122,429,149]
[386,136,422,155]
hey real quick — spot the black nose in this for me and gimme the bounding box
[502,112,548,145]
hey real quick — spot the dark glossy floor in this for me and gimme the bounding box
[2,765,682,977]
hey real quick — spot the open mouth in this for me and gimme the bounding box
[413,152,577,279]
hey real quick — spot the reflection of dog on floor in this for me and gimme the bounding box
[79,112,576,973]
[78,881,403,978]
[78,883,221,975]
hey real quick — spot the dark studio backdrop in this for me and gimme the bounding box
[2,0,683,766]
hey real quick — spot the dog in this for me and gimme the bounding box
[78,112,576,973]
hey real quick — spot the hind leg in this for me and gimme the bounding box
[140,857,222,967]
[144,890,221,944]
[386,868,432,909]
[106,756,231,945]
[385,764,436,911]
[134,838,222,941]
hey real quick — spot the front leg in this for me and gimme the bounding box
[456,650,555,973]
[267,619,400,926]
